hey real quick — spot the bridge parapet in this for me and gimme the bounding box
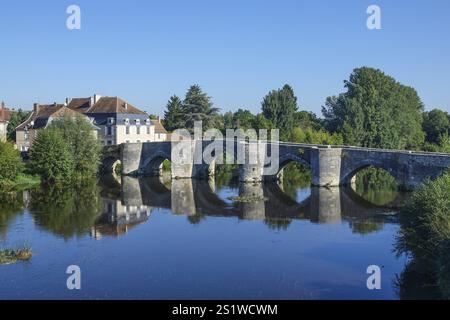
[117,140,450,190]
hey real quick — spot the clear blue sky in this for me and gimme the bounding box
[1,0,449,116]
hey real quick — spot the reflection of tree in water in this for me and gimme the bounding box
[187,213,206,225]
[348,219,383,235]
[29,180,102,239]
[215,164,238,188]
[263,218,292,231]
[282,162,311,200]
[0,192,24,238]
[394,174,450,299]
[354,167,398,206]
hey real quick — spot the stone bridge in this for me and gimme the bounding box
[105,140,450,190]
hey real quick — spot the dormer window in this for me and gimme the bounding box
[124,118,130,125]
[145,119,151,125]
[135,119,141,125]
[108,117,115,125]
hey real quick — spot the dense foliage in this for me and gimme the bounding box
[28,129,74,182]
[163,95,184,132]
[396,172,450,298]
[0,141,24,181]
[261,84,298,140]
[28,116,100,183]
[322,67,425,149]
[48,115,101,178]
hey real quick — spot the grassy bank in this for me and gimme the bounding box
[0,175,41,193]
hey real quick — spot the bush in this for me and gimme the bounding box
[48,115,101,178]
[0,141,24,182]
[28,129,74,182]
[0,141,24,181]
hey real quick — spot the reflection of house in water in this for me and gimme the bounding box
[91,197,152,240]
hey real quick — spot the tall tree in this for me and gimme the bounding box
[423,109,449,144]
[261,84,298,140]
[322,67,424,149]
[182,85,220,131]
[163,95,183,131]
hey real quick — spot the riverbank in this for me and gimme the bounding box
[0,175,41,193]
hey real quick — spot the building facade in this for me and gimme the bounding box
[15,103,96,151]
[15,94,168,149]
[0,102,11,142]
[68,95,164,146]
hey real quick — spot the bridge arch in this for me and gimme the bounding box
[265,153,311,181]
[341,159,400,187]
[101,156,121,175]
[140,151,171,176]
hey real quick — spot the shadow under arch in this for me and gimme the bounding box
[341,159,401,187]
[140,151,172,176]
[101,156,121,175]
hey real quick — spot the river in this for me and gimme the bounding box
[0,170,411,299]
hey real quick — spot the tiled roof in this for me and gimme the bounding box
[16,104,81,130]
[68,98,91,114]
[87,97,147,115]
[0,108,11,122]
[152,120,168,134]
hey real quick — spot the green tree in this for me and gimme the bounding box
[261,84,298,140]
[28,129,74,182]
[423,109,449,144]
[182,85,220,130]
[163,95,184,131]
[291,127,343,145]
[7,109,31,142]
[48,115,101,178]
[0,141,24,181]
[322,67,425,149]
[232,109,255,130]
[293,111,323,131]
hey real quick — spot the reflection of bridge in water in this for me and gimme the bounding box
[93,175,405,237]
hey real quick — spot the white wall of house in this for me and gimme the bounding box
[99,124,156,145]
[0,122,7,142]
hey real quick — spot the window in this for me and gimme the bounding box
[126,126,130,135]
[146,126,150,134]
[107,126,112,135]
[136,126,140,135]
[126,140,130,143]
[24,132,29,140]
[137,140,141,143]
[107,140,112,145]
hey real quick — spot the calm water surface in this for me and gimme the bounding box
[0,175,409,299]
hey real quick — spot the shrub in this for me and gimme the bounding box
[0,141,24,181]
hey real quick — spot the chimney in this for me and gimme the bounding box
[1,101,4,109]
[94,94,102,104]
[124,102,128,110]
[33,103,40,114]
[65,98,71,106]
[157,116,161,123]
